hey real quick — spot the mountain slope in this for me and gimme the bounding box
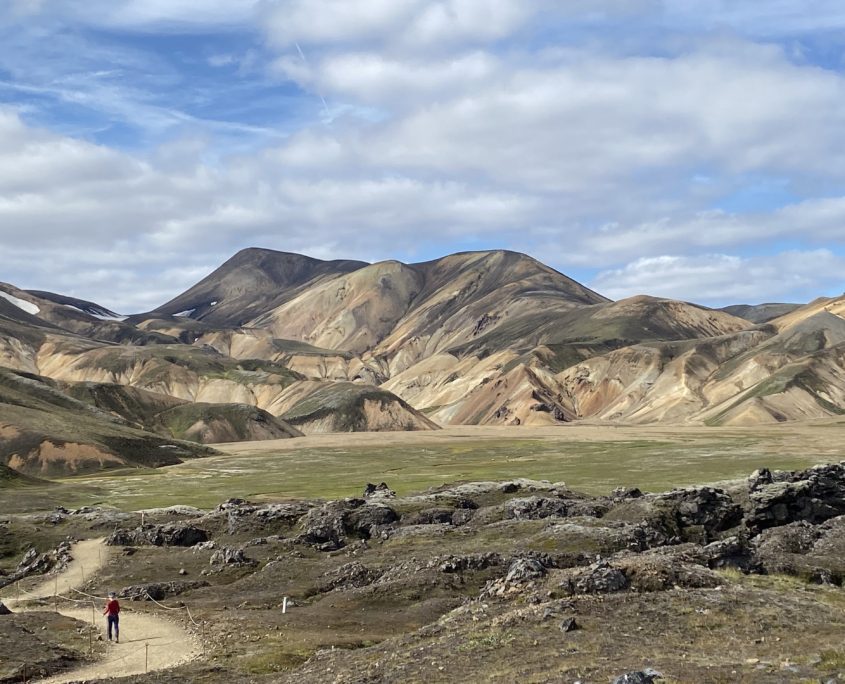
[721,302,802,324]
[150,247,368,327]
[0,368,214,476]
[250,250,610,365]
[1,284,175,345]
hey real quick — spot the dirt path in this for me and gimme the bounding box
[4,539,201,683]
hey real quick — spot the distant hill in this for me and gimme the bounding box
[1,247,844,477]
[720,303,802,324]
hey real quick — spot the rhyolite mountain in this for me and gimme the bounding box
[2,247,844,475]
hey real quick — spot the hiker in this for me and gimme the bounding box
[103,592,120,642]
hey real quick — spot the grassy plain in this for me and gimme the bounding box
[3,422,843,513]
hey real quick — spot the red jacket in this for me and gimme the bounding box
[104,599,120,616]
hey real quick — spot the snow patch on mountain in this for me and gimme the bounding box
[0,291,40,315]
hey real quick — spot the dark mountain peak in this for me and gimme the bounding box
[150,248,368,327]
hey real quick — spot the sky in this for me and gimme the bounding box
[0,1,844,312]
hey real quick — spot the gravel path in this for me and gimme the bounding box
[5,538,201,682]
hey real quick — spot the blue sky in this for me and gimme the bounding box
[0,0,843,311]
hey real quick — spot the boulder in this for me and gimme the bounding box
[652,486,742,538]
[504,496,568,520]
[297,500,398,550]
[210,547,255,567]
[505,557,547,583]
[746,463,845,533]
[0,542,73,589]
[437,553,503,574]
[561,560,629,595]
[106,524,209,548]
[118,580,209,601]
[405,508,455,525]
[346,503,399,539]
[363,482,396,500]
[0,602,11,615]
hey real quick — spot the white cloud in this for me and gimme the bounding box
[261,0,533,51]
[2,2,845,311]
[591,251,845,304]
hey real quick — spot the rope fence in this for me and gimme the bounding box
[2,551,203,682]
[6,637,187,683]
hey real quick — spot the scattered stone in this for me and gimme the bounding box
[363,482,396,500]
[0,542,73,590]
[613,670,662,684]
[317,562,381,593]
[562,560,629,595]
[0,601,11,615]
[210,547,256,567]
[559,617,579,633]
[179,568,188,576]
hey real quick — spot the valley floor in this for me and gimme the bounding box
[2,421,845,683]
[6,421,844,513]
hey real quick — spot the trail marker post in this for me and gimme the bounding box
[146,643,149,672]
[282,597,288,614]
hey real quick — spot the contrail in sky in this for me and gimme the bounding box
[295,41,331,120]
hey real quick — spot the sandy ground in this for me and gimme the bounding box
[4,539,201,683]
[215,420,845,454]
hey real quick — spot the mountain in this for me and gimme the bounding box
[1,284,175,345]
[250,250,608,361]
[721,303,802,324]
[149,248,368,327]
[2,247,844,479]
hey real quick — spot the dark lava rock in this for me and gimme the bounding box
[746,462,845,533]
[118,580,209,601]
[210,547,255,566]
[505,557,547,583]
[653,486,742,538]
[0,542,73,589]
[297,500,398,549]
[504,496,568,520]
[436,553,503,574]
[752,516,845,584]
[616,551,722,592]
[451,509,475,526]
[613,487,643,499]
[0,602,11,615]
[317,562,381,593]
[363,482,396,500]
[559,617,579,633]
[613,670,663,684]
[562,560,629,595]
[211,500,312,535]
[346,503,399,539]
[297,502,350,550]
[405,508,455,525]
[106,524,209,548]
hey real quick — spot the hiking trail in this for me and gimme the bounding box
[3,538,201,682]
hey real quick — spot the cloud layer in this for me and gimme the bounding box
[0,1,843,311]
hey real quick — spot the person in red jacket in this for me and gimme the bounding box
[103,592,120,643]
